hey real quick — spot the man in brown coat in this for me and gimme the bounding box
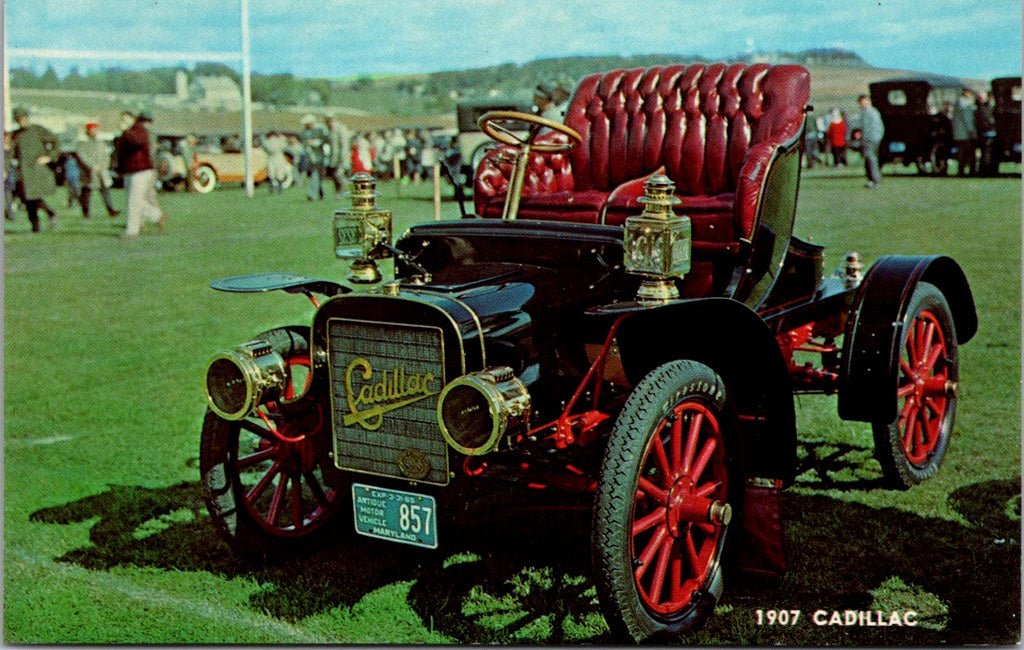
[117,112,165,239]
[10,106,59,232]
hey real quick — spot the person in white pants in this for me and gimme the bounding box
[117,112,165,239]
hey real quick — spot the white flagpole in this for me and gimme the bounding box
[241,0,254,198]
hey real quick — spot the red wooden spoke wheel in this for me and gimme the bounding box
[897,310,952,464]
[873,283,959,489]
[233,374,337,537]
[631,401,729,614]
[201,327,347,561]
[594,360,735,643]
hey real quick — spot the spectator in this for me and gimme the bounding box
[62,151,83,209]
[9,106,59,232]
[420,131,438,179]
[975,90,998,177]
[76,122,120,218]
[117,111,165,239]
[405,129,424,184]
[325,115,352,197]
[951,88,977,176]
[351,132,373,175]
[262,131,291,194]
[387,128,407,181]
[179,134,197,190]
[826,108,848,167]
[300,114,328,200]
[111,111,134,167]
[369,131,389,178]
[804,117,824,169]
[857,94,885,188]
[284,134,304,182]
[5,130,20,221]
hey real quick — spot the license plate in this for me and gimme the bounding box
[352,483,438,549]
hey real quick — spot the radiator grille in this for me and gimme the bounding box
[328,318,449,485]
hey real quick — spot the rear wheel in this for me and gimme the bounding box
[593,360,735,643]
[190,164,217,193]
[200,327,347,561]
[872,283,959,489]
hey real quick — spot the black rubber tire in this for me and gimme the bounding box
[200,326,348,562]
[872,283,959,489]
[593,360,736,643]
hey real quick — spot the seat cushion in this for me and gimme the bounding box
[480,189,608,223]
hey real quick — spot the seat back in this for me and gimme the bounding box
[563,63,809,198]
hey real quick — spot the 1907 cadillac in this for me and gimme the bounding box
[199,64,976,642]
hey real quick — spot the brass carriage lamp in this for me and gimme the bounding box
[333,172,393,283]
[623,174,691,301]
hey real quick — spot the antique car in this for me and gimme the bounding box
[154,134,191,190]
[199,64,976,643]
[991,76,1022,166]
[868,75,972,175]
[189,136,272,193]
[452,98,532,187]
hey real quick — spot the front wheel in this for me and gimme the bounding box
[593,360,735,643]
[190,164,217,193]
[200,327,347,561]
[872,282,959,489]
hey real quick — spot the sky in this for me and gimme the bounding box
[4,0,1022,82]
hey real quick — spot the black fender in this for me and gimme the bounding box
[209,272,350,298]
[838,255,976,422]
[599,298,798,484]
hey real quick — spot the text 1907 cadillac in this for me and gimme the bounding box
[199,64,976,643]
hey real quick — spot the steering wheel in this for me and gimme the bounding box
[477,110,582,153]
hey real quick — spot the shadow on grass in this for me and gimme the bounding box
[28,480,608,642]
[28,473,1020,644]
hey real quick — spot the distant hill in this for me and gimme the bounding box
[10,49,984,140]
[427,48,871,96]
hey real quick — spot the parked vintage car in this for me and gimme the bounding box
[991,76,1022,166]
[199,64,976,643]
[869,75,972,175]
[190,136,272,194]
[154,134,191,190]
[452,98,532,186]
[155,133,289,193]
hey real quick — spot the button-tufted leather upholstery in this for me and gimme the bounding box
[474,63,810,248]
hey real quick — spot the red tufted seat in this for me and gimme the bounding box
[474,63,811,256]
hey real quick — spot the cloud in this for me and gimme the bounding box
[5,0,1020,79]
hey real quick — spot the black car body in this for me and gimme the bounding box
[991,76,1022,164]
[199,65,977,643]
[869,76,972,174]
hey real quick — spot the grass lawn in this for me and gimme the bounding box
[3,167,1021,644]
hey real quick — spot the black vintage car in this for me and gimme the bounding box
[199,64,976,643]
[991,76,1022,165]
[869,76,973,175]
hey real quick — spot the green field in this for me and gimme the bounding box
[4,167,1021,644]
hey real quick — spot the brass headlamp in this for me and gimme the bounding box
[437,367,531,456]
[623,174,691,301]
[333,172,393,283]
[205,340,287,420]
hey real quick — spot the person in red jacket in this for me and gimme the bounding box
[826,108,848,167]
[117,112,165,239]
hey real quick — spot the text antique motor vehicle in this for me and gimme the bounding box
[198,63,976,643]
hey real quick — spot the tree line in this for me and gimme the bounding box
[10,48,868,109]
